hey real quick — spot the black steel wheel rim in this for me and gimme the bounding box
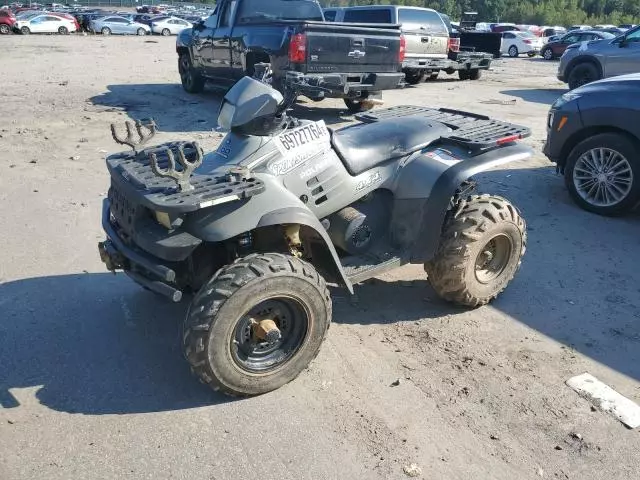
[475,234,513,283]
[231,296,309,373]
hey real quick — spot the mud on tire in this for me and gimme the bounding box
[183,253,332,397]
[425,195,527,308]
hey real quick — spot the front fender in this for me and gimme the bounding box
[405,144,533,262]
[176,27,193,50]
[182,175,352,293]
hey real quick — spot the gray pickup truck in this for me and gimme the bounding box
[176,0,405,113]
[324,5,492,83]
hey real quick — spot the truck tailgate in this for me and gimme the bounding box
[301,22,401,74]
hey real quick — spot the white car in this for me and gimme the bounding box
[501,31,544,57]
[151,16,191,36]
[15,14,76,34]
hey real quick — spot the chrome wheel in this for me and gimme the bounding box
[573,148,633,207]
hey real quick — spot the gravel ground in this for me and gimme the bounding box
[1,35,640,480]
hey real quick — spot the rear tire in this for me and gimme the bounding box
[568,62,599,90]
[179,53,205,94]
[344,97,374,113]
[427,71,439,81]
[101,27,111,35]
[161,28,170,36]
[404,70,424,85]
[58,26,68,34]
[137,28,146,36]
[183,253,332,397]
[425,195,526,308]
[542,48,554,60]
[508,45,519,57]
[458,70,470,80]
[468,69,482,80]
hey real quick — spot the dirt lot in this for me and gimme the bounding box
[1,35,640,480]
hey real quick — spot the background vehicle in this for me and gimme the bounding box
[0,8,14,33]
[325,5,492,84]
[541,30,614,60]
[501,30,543,57]
[544,74,640,215]
[177,0,404,113]
[14,13,75,34]
[558,25,640,89]
[91,16,150,36]
[492,23,520,33]
[151,16,191,36]
[99,70,531,397]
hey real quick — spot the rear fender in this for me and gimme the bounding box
[182,175,353,293]
[390,144,532,262]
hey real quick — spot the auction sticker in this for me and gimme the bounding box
[425,148,461,166]
[269,121,331,176]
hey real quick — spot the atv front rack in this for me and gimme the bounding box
[107,142,265,214]
[355,105,531,152]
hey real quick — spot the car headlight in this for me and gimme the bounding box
[552,91,581,108]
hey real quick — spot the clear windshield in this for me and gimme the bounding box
[236,0,323,23]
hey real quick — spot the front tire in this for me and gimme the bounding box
[468,69,482,80]
[508,45,519,57]
[183,253,332,397]
[179,53,205,93]
[101,27,111,35]
[425,195,526,308]
[564,133,640,215]
[568,62,599,90]
[137,28,146,36]
[0,24,11,34]
[20,26,30,35]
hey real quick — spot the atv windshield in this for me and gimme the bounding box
[236,0,324,23]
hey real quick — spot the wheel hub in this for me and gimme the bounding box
[251,317,282,343]
[474,234,513,284]
[573,147,633,207]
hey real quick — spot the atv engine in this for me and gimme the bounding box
[326,191,390,255]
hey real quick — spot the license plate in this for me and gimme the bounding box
[269,121,330,175]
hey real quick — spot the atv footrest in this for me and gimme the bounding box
[342,241,404,284]
[356,105,531,152]
[107,142,265,214]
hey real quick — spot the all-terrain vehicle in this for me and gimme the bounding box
[98,66,532,396]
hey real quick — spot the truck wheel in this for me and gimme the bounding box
[468,69,482,80]
[458,70,470,81]
[564,133,640,216]
[179,53,205,94]
[344,98,374,113]
[427,71,439,81]
[183,253,332,397]
[404,70,425,85]
[568,62,599,90]
[425,195,526,308]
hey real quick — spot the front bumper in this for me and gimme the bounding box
[543,109,583,167]
[99,199,183,302]
[298,72,405,98]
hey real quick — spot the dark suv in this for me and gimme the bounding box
[544,74,640,215]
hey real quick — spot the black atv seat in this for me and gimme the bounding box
[331,116,450,176]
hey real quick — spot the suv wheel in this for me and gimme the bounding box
[568,62,599,90]
[404,70,424,85]
[564,133,640,215]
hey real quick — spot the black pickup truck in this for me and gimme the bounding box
[176,0,405,113]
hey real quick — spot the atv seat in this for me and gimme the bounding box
[331,116,450,176]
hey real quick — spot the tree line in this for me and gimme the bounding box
[318,0,640,26]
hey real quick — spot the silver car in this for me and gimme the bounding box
[558,25,640,89]
[91,16,150,36]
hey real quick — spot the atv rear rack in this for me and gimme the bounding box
[107,142,265,214]
[355,105,531,152]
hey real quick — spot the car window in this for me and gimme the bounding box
[563,34,580,43]
[625,28,640,43]
[219,0,235,27]
[45,16,60,21]
[343,9,391,24]
[398,8,446,33]
[323,10,336,22]
[111,18,127,23]
[203,10,218,28]
[237,0,322,23]
[503,32,515,39]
